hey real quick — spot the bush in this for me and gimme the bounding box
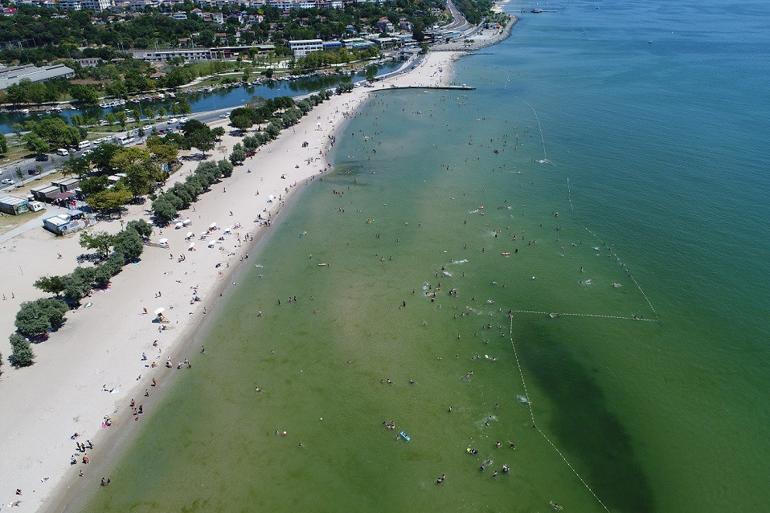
[62,267,96,305]
[169,184,193,209]
[93,265,113,288]
[106,251,126,275]
[9,334,34,367]
[152,196,178,225]
[242,135,258,151]
[113,229,144,262]
[15,298,68,338]
[165,190,185,210]
[126,219,153,239]
[218,159,234,177]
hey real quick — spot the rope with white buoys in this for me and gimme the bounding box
[584,227,658,316]
[510,309,658,323]
[524,101,552,165]
[507,314,613,513]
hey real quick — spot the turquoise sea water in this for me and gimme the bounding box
[77,1,769,512]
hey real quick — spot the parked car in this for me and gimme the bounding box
[36,153,50,161]
[1,178,13,185]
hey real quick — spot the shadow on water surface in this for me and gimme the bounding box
[518,321,655,513]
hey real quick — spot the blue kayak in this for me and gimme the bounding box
[399,431,411,442]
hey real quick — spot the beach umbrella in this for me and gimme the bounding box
[158,238,168,246]
[224,227,232,234]
[153,307,165,316]
[185,231,194,239]
[209,222,217,229]
[207,240,216,248]
[268,194,275,202]
[174,222,183,229]
[183,218,192,226]
[188,242,195,250]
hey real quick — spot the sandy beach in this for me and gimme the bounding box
[0,50,462,513]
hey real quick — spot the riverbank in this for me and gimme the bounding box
[0,50,461,513]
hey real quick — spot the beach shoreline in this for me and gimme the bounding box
[0,48,469,513]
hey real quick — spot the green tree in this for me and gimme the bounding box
[79,175,110,196]
[34,275,67,296]
[365,64,378,82]
[181,120,216,155]
[87,184,132,213]
[116,111,128,129]
[9,334,34,368]
[0,133,7,155]
[24,133,49,156]
[218,159,234,177]
[229,143,246,166]
[146,136,179,166]
[126,219,153,239]
[79,231,115,260]
[93,264,113,289]
[26,118,82,147]
[15,298,68,338]
[88,142,121,172]
[70,85,100,106]
[112,228,144,262]
[62,267,96,305]
[110,147,163,197]
[151,196,177,225]
[229,111,254,131]
[63,155,91,178]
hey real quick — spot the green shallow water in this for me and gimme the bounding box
[80,1,770,512]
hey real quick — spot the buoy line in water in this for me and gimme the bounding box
[583,227,658,316]
[525,101,552,165]
[507,315,613,513]
[510,310,659,323]
[567,177,575,214]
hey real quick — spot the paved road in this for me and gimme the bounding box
[443,0,473,33]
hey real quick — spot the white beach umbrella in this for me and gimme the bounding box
[224,227,232,234]
[188,242,195,250]
[158,238,168,245]
[153,307,165,316]
[183,218,192,226]
[209,222,217,229]
[207,240,216,248]
[185,231,194,239]
[174,222,183,229]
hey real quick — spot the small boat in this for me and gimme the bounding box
[317,263,329,267]
[501,251,511,257]
[399,431,411,442]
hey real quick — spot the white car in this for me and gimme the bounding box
[1,178,13,185]
[179,117,189,123]
[169,118,179,124]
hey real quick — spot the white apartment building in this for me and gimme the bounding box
[57,0,81,10]
[82,0,112,10]
[288,39,323,58]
